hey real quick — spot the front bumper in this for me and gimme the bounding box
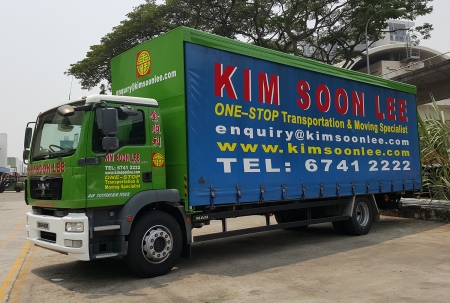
[26,212,90,261]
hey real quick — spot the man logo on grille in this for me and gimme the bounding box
[136,50,151,78]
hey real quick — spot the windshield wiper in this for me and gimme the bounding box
[32,154,51,161]
[32,149,76,161]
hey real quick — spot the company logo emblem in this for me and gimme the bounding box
[152,152,165,167]
[136,50,151,78]
[37,182,50,196]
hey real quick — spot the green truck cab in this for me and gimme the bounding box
[25,95,189,277]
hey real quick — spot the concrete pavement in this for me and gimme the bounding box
[1,192,450,302]
[0,192,28,303]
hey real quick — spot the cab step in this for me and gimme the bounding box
[93,225,120,231]
[94,252,119,259]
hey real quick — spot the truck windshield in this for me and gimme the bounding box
[31,109,84,161]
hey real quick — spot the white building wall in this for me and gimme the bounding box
[0,133,7,168]
[358,60,425,78]
[418,101,450,121]
[7,157,26,174]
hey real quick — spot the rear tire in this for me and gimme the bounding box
[125,211,182,277]
[344,197,373,236]
[0,186,4,193]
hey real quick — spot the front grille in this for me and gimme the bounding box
[32,207,85,217]
[30,177,63,200]
[40,231,56,243]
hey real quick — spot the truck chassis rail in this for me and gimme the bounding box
[193,215,350,242]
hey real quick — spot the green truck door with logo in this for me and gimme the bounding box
[85,105,166,208]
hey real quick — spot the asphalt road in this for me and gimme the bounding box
[1,192,450,303]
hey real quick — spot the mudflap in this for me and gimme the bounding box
[369,195,381,223]
[181,243,192,259]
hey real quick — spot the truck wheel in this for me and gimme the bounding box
[344,197,373,236]
[125,211,182,278]
[0,186,4,193]
[15,187,22,192]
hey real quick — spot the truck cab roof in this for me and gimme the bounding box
[40,94,159,115]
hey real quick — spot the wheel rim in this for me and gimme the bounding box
[141,225,173,264]
[356,202,369,227]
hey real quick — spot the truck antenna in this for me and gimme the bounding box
[68,77,74,100]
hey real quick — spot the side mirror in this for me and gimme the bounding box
[102,137,119,151]
[57,105,75,117]
[24,127,32,149]
[23,150,30,164]
[102,108,118,135]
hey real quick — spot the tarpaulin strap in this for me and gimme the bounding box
[210,185,215,209]
[236,184,241,204]
[260,184,265,203]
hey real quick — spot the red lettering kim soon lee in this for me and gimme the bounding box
[214,63,408,122]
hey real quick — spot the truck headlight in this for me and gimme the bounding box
[65,222,84,232]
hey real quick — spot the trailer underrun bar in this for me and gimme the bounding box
[193,215,350,242]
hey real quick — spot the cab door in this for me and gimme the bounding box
[85,105,153,208]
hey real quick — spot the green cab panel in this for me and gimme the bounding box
[111,29,188,205]
[84,105,165,208]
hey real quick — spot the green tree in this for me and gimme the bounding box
[66,0,433,91]
[66,0,167,90]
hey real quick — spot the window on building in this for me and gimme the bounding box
[389,23,406,43]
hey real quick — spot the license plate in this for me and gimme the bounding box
[37,221,49,230]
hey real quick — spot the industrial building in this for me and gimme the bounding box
[345,19,450,120]
[0,133,8,173]
[0,133,26,174]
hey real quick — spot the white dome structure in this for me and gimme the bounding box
[349,44,449,81]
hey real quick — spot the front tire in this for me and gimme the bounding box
[344,197,373,236]
[125,211,182,278]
